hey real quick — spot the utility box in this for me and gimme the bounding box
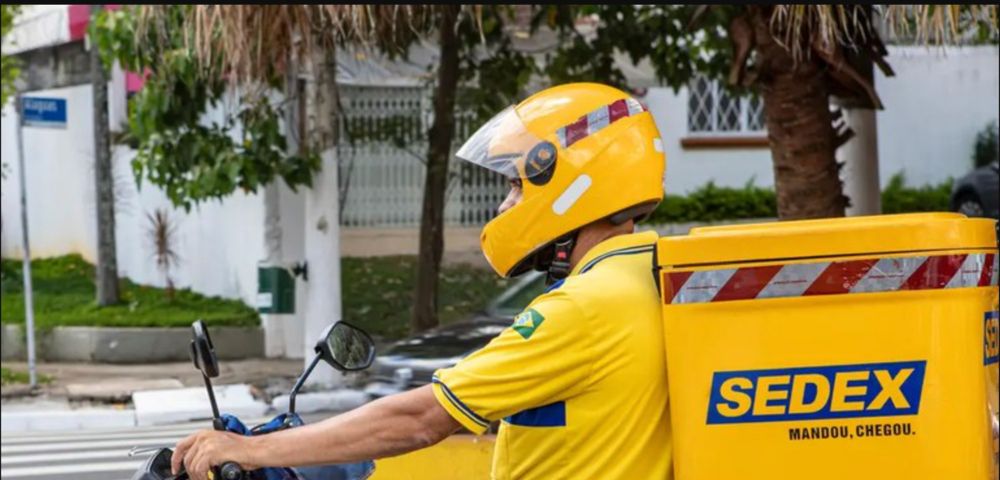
[656,213,999,479]
[257,265,295,314]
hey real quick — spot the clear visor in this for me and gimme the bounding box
[456,106,553,180]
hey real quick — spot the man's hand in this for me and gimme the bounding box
[171,429,258,480]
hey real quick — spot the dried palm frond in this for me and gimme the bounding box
[770,5,878,62]
[770,5,998,62]
[882,5,998,45]
[133,5,450,88]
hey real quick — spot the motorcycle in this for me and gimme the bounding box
[130,319,378,480]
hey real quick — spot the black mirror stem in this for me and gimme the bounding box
[203,372,221,423]
[289,354,323,415]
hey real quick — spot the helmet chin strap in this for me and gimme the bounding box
[546,233,577,285]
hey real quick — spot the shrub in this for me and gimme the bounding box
[646,180,776,224]
[646,174,953,223]
[881,173,953,214]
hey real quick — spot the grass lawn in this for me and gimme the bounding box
[0,366,52,386]
[1,254,511,340]
[1,255,259,328]
[342,256,512,339]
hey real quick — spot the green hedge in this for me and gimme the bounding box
[881,173,953,214]
[647,181,776,224]
[645,173,953,224]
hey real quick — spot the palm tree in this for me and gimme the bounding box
[710,5,997,218]
[546,5,996,219]
[146,208,179,299]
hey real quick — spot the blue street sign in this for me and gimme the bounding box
[21,97,67,128]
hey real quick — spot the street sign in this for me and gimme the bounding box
[21,97,67,128]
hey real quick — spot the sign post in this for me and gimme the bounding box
[15,95,38,387]
[16,95,67,387]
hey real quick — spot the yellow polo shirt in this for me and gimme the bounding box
[432,231,672,479]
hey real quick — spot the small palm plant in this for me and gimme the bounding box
[146,208,179,299]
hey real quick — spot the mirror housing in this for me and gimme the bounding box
[190,320,220,378]
[314,322,376,371]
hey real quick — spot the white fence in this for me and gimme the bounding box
[337,85,507,228]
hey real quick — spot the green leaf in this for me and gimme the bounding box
[87,5,318,210]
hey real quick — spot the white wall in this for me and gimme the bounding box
[876,46,999,186]
[2,85,98,260]
[643,45,999,194]
[1,85,267,306]
[112,147,266,304]
[644,86,775,195]
[2,5,69,55]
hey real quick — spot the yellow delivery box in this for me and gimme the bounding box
[656,213,999,479]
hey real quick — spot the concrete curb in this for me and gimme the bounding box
[133,385,269,427]
[2,324,25,360]
[1,325,264,363]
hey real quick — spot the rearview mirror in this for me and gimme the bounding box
[315,322,375,371]
[190,320,220,378]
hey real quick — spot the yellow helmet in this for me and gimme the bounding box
[457,83,666,278]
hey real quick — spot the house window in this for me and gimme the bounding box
[687,75,766,135]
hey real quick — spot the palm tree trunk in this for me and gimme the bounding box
[413,6,461,333]
[91,4,120,305]
[751,9,847,219]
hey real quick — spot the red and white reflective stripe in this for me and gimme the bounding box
[556,98,646,149]
[664,253,998,304]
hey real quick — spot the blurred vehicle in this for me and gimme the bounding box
[364,271,546,398]
[951,162,999,219]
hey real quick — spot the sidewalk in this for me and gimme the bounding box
[1,358,304,402]
[1,359,369,432]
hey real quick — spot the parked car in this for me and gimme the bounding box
[364,271,546,399]
[951,162,999,219]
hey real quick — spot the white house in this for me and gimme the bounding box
[2,6,997,359]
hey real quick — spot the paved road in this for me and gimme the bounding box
[1,414,332,480]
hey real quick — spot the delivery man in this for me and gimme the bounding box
[173,83,673,480]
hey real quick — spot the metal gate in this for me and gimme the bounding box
[337,85,507,228]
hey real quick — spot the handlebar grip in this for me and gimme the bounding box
[218,462,244,480]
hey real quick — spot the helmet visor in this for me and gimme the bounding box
[456,106,553,181]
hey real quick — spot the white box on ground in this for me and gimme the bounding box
[270,390,369,414]
[133,384,268,426]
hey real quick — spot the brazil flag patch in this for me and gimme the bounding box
[512,309,545,339]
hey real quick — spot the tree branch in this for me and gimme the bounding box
[727,14,755,87]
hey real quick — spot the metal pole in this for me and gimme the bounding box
[841,108,881,216]
[15,94,38,388]
[839,4,882,217]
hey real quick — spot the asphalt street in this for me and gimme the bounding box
[0,413,332,480]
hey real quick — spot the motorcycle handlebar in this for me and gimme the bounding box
[218,461,244,480]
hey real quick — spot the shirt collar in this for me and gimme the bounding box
[569,230,659,277]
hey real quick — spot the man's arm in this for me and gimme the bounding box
[254,384,462,465]
[172,385,462,479]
